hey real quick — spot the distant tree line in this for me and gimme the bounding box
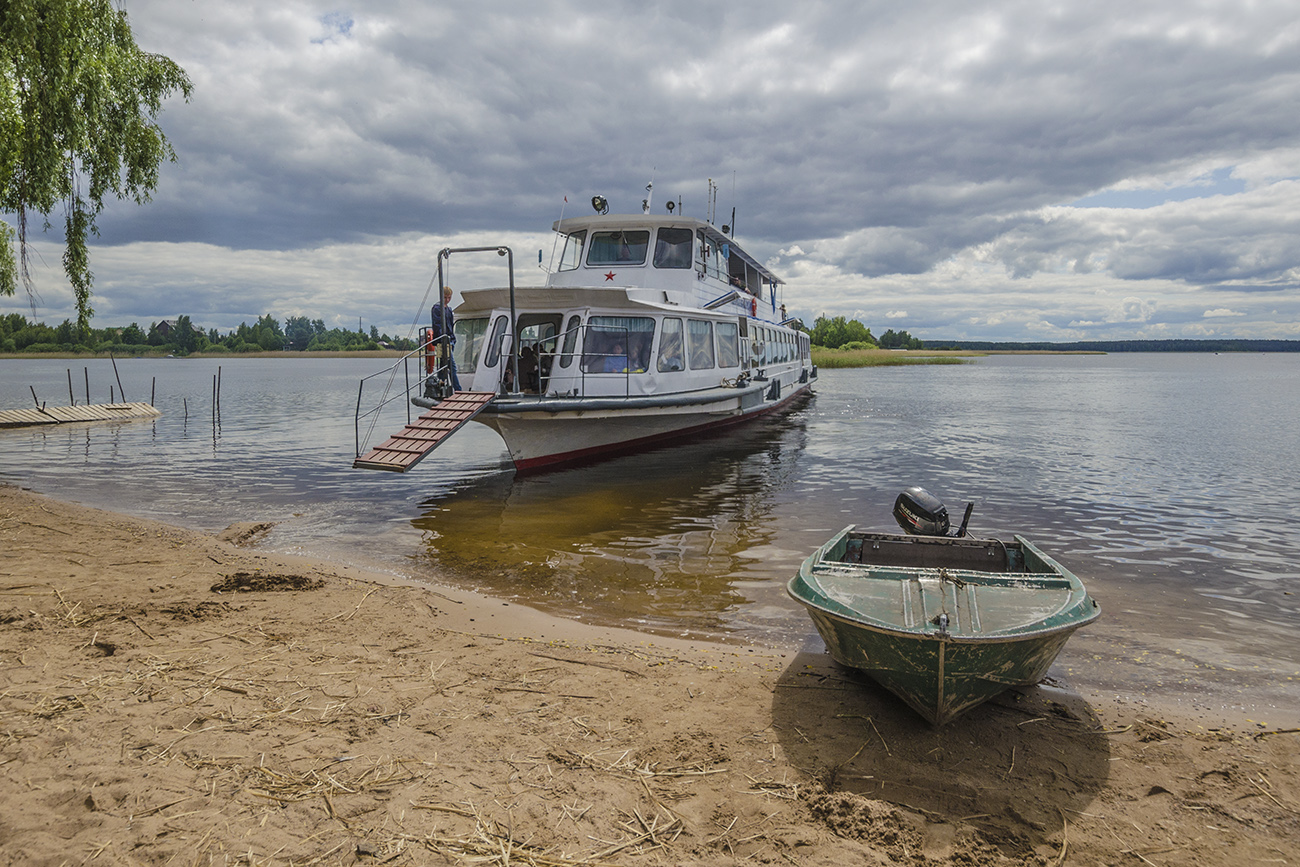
[0,313,417,356]
[923,339,1300,352]
[807,315,923,350]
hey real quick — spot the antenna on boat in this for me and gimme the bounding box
[642,170,655,214]
[544,194,569,273]
[730,171,737,234]
[707,178,717,224]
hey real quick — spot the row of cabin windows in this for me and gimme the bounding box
[454,315,769,377]
[752,324,810,365]
[557,227,773,297]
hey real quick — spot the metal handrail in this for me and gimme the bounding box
[354,342,427,458]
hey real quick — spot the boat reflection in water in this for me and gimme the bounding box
[407,398,812,640]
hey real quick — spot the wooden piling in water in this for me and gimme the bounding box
[110,352,126,403]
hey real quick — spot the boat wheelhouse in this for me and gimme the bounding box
[354,195,816,473]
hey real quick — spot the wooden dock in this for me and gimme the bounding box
[0,402,162,428]
[353,392,496,472]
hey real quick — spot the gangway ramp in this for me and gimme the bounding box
[352,392,495,472]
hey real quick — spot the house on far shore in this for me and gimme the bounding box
[155,319,205,339]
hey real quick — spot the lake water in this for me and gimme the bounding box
[3,352,1298,719]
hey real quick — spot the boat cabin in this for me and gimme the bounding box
[447,214,811,399]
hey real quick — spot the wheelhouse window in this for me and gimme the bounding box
[653,227,693,269]
[716,321,739,368]
[485,315,509,367]
[687,320,715,370]
[657,317,684,372]
[453,317,488,374]
[586,230,650,266]
[559,314,581,368]
[582,316,655,373]
[557,230,586,271]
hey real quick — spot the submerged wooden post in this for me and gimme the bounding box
[84,367,89,406]
[67,369,75,406]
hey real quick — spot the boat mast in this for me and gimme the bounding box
[642,171,655,214]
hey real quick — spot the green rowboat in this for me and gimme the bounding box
[787,526,1100,726]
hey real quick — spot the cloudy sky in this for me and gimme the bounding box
[5,0,1300,342]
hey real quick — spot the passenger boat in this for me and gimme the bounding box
[354,188,816,473]
[787,489,1100,725]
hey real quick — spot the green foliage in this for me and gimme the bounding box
[252,314,285,351]
[0,0,192,330]
[0,310,419,355]
[809,315,875,349]
[171,313,198,354]
[877,328,924,350]
[283,315,320,351]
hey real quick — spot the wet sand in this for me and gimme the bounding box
[1,483,1296,865]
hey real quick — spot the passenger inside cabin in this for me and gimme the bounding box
[604,343,628,373]
[520,343,539,392]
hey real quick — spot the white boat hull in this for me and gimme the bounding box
[476,380,813,471]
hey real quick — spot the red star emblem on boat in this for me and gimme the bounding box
[604,271,616,281]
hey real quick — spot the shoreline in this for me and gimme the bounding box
[2,483,1296,864]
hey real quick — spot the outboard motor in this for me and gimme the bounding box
[893,487,974,537]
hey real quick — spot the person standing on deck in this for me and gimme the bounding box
[430,286,462,391]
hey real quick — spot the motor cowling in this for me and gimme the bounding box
[893,487,975,537]
[893,486,951,536]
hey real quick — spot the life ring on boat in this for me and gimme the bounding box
[422,328,436,375]
[750,297,757,316]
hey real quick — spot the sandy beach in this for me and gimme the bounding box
[1,482,1296,865]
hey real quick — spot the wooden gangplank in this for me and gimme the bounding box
[353,392,496,472]
[0,401,162,428]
